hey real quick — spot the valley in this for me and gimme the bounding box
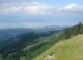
[0,0,82,60]
[0,22,83,60]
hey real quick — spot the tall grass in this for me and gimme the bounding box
[34,35,83,60]
[0,54,3,60]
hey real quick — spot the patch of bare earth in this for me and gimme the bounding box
[43,52,55,60]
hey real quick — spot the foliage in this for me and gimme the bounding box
[62,22,83,39]
[63,28,71,39]
[0,31,57,60]
[34,35,83,60]
[0,22,83,60]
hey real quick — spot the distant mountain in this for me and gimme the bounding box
[0,28,34,42]
[0,30,62,60]
[35,25,70,32]
[0,25,68,42]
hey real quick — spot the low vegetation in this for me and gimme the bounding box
[0,22,83,60]
[0,31,61,60]
[34,22,83,60]
[34,35,83,60]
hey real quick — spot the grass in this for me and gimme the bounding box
[20,32,61,60]
[34,35,83,60]
[20,56,27,60]
[23,32,61,51]
[0,54,3,60]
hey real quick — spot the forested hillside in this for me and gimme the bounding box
[0,26,67,43]
[0,22,83,60]
[0,31,61,60]
[34,22,83,60]
[34,34,83,60]
[0,28,33,42]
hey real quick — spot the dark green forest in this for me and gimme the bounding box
[0,31,58,60]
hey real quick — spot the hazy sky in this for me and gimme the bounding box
[0,0,83,29]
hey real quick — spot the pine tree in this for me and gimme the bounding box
[78,22,81,34]
[81,23,83,34]
[64,28,71,39]
[27,52,32,60]
[77,22,82,34]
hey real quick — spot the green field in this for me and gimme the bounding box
[20,31,61,60]
[23,32,61,51]
[34,34,83,60]
[0,54,3,60]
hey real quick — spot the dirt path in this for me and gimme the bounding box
[43,52,55,60]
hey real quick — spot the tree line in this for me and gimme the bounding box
[0,22,83,60]
[62,22,83,39]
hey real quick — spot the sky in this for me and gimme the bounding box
[0,0,83,29]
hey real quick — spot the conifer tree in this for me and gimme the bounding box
[27,52,32,60]
[64,28,71,39]
[78,22,82,34]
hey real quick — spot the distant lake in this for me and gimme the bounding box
[0,22,52,29]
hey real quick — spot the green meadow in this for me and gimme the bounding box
[34,35,83,60]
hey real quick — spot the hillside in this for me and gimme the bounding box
[23,31,61,51]
[34,34,83,60]
[0,26,66,43]
[0,54,3,60]
[0,31,62,60]
[0,28,34,42]
[0,22,83,60]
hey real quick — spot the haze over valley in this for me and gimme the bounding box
[0,0,83,60]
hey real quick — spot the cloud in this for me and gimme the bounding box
[32,2,40,5]
[24,2,54,15]
[0,3,83,15]
[23,3,83,15]
[60,4,77,10]
[0,3,23,14]
[0,6,22,14]
[0,3,83,28]
[0,2,54,15]
[59,4,83,14]
[0,0,33,3]
[24,4,53,15]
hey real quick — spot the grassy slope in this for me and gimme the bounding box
[0,32,61,60]
[34,35,83,60]
[0,54,3,60]
[20,32,61,60]
[23,32,60,51]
